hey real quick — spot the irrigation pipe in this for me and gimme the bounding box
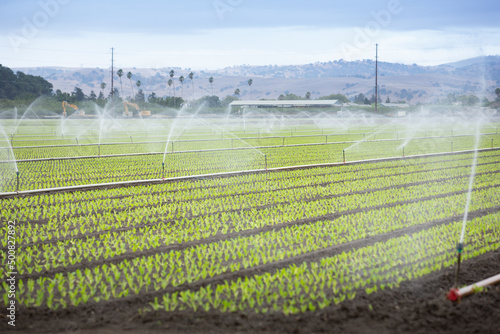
[3,136,499,164]
[1,147,499,198]
[4,132,496,150]
[447,274,500,302]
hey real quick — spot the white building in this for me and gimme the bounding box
[229,100,343,109]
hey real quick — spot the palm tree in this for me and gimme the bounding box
[134,80,142,98]
[169,70,175,99]
[234,88,240,96]
[188,72,194,99]
[117,69,124,98]
[209,77,214,95]
[179,75,185,99]
[167,79,173,97]
[100,82,106,94]
[127,72,134,98]
[247,79,253,99]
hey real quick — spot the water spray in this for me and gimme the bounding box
[449,123,481,299]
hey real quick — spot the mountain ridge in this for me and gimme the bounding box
[11,55,500,103]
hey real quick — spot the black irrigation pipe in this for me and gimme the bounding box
[0,147,499,198]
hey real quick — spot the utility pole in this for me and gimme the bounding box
[375,43,378,113]
[111,47,114,99]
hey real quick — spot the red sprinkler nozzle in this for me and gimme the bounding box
[447,288,460,302]
[447,273,500,302]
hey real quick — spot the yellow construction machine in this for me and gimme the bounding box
[62,101,84,117]
[123,100,151,117]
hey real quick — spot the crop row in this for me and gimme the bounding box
[4,151,499,222]
[152,213,500,315]
[3,150,499,210]
[1,135,499,192]
[3,182,499,278]
[8,210,499,310]
[4,161,500,248]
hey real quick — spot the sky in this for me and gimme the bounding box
[0,0,499,70]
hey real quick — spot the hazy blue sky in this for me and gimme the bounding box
[0,0,499,69]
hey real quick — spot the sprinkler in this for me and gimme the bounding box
[162,162,165,179]
[98,145,101,157]
[343,149,346,164]
[16,171,19,192]
[403,145,405,158]
[76,137,78,145]
[453,242,464,288]
[172,142,174,153]
[265,154,268,170]
[448,273,500,302]
[451,128,481,301]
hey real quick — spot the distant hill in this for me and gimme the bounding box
[13,56,500,104]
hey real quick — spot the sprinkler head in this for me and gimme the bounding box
[457,242,464,253]
[447,288,460,302]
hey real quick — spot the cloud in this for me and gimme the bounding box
[0,0,499,69]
